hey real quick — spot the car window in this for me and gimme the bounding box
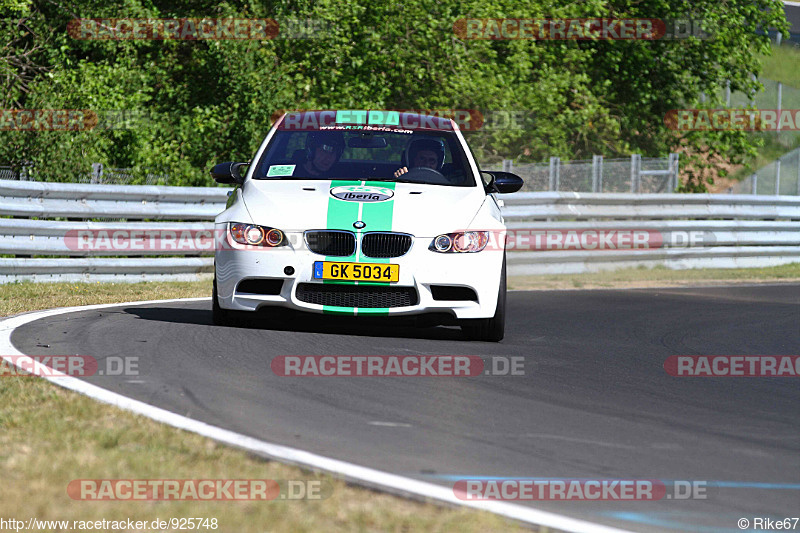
[253,129,475,187]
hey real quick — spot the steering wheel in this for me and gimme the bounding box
[402,166,450,184]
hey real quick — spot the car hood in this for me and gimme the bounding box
[240,179,486,236]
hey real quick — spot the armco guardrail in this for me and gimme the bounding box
[0,179,225,282]
[501,192,800,219]
[502,192,800,274]
[0,180,227,220]
[0,179,798,282]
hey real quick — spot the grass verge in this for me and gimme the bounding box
[0,280,522,533]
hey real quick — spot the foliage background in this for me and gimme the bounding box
[0,0,789,190]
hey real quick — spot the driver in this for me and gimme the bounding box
[302,131,345,177]
[394,138,446,178]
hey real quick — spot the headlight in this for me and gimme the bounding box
[229,223,286,247]
[429,231,489,253]
[433,234,452,252]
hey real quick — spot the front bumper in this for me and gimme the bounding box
[214,227,504,319]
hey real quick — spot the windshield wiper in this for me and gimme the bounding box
[253,176,327,180]
[364,177,428,185]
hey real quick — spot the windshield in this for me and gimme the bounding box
[253,128,475,187]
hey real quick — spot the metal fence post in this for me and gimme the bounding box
[549,157,560,191]
[775,159,781,195]
[591,155,602,192]
[674,153,680,191]
[777,82,783,132]
[636,154,641,193]
[630,154,641,193]
[797,152,800,196]
[725,80,731,107]
[597,155,603,192]
[750,173,758,195]
[91,163,103,184]
[667,153,674,190]
[502,159,513,172]
[668,153,680,191]
[630,155,635,193]
[555,157,561,191]
[20,165,28,181]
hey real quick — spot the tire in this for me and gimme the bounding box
[212,276,236,327]
[461,254,506,342]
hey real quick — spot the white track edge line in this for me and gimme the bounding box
[0,297,634,533]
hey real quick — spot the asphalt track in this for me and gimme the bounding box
[11,284,800,532]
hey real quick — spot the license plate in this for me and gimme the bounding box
[313,261,399,282]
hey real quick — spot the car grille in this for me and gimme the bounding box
[296,283,418,308]
[305,230,356,256]
[361,232,413,258]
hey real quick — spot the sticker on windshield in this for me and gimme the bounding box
[267,164,295,177]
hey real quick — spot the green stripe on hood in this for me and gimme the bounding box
[323,180,396,315]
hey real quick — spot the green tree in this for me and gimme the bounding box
[0,0,789,190]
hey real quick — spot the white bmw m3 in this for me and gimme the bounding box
[211,110,523,341]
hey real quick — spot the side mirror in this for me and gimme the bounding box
[484,171,524,194]
[211,162,249,185]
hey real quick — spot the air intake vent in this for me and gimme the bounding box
[430,285,478,302]
[236,278,284,295]
[361,232,413,258]
[296,284,418,308]
[305,230,356,257]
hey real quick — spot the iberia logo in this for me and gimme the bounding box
[330,186,394,202]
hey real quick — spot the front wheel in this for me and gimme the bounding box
[461,254,506,342]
